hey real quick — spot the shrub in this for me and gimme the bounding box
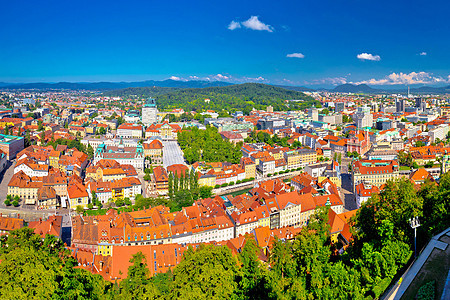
[76,205,84,214]
[87,203,94,209]
[236,180,242,184]
[274,172,278,176]
[267,174,272,177]
[12,200,19,207]
[214,184,220,189]
[229,181,235,186]
[4,199,11,206]
[416,281,435,300]
[221,183,229,187]
[249,177,255,181]
[115,199,124,207]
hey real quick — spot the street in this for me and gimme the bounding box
[0,160,15,208]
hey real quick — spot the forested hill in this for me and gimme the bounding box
[104,83,319,113]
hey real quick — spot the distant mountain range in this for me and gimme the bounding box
[1,80,450,95]
[0,79,233,90]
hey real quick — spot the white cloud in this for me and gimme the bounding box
[354,71,450,85]
[213,74,230,81]
[357,53,381,61]
[241,16,274,32]
[228,20,241,30]
[168,73,269,83]
[419,52,427,56]
[307,77,348,85]
[287,53,305,58]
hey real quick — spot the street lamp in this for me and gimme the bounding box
[409,216,421,258]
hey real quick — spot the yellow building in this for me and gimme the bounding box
[102,168,126,182]
[48,151,61,168]
[98,244,112,256]
[143,140,164,165]
[69,127,86,137]
[68,183,89,208]
[319,176,341,188]
[7,171,42,205]
[198,174,216,187]
[297,148,317,168]
[85,125,97,134]
[240,157,256,179]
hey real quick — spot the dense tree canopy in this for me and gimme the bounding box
[178,126,243,164]
[104,83,318,113]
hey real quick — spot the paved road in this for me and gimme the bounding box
[0,160,15,207]
[341,173,357,211]
[163,140,185,168]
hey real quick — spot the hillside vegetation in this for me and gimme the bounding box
[104,83,318,113]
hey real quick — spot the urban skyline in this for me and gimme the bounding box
[1,0,450,87]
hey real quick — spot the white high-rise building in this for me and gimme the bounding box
[308,108,318,121]
[142,98,157,125]
[354,106,373,129]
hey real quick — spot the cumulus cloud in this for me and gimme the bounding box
[307,77,348,85]
[169,74,269,83]
[213,74,230,81]
[419,52,427,56]
[242,16,274,32]
[357,53,381,61]
[228,20,241,30]
[354,71,449,85]
[286,53,305,58]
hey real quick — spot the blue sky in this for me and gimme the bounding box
[0,0,449,87]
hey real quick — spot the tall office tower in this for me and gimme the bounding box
[308,108,319,121]
[142,98,157,125]
[396,98,405,113]
[371,102,379,113]
[415,97,426,112]
[335,102,345,113]
[354,106,373,128]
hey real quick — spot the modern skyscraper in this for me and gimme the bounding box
[396,98,405,113]
[142,98,157,125]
